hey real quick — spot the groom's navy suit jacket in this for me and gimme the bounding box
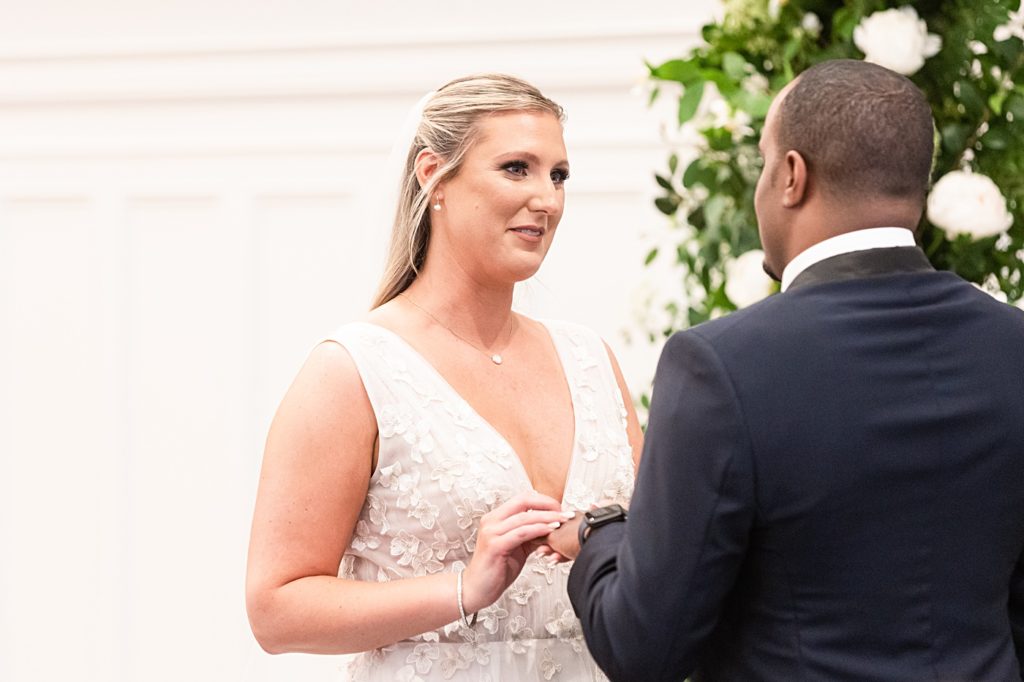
[569,247,1024,681]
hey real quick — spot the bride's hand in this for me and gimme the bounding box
[461,491,573,613]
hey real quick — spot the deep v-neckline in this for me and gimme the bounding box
[359,320,580,504]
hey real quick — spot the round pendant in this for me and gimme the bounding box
[491,354,503,365]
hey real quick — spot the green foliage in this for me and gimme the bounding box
[642,0,1024,340]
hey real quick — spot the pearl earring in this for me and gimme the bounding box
[432,198,441,211]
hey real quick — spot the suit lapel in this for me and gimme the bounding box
[788,246,935,291]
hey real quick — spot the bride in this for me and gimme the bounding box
[245,73,642,680]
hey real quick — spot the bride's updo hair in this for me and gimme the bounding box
[372,73,565,308]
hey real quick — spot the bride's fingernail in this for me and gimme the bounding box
[548,521,561,529]
[561,511,576,519]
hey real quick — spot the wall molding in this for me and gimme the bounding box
[0,23,703,63]
[0,26,701,106]
[0,136,671,160]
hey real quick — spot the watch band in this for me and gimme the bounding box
[578,503,628,547]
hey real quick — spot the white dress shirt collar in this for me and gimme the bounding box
[780,227,917,292]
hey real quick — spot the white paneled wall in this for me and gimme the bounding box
[0,3,716,680]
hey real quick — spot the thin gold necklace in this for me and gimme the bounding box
[400,293,514,365]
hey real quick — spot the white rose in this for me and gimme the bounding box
[725,249,775,308]
[927,171,1013,240]
[853,6,942,75]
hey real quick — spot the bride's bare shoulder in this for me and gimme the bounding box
[361,298,415,335]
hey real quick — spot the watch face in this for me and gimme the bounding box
[580,504,627,546]
[586,504,626,524]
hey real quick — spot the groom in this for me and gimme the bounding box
[548,59,1024,680]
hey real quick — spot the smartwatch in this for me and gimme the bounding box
[577,503,628,547]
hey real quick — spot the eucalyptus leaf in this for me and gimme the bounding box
[1006,92,1024,120]
[706,128,735,151]
[940,122,971,154]
[676,245,689,265]
[956,80,987,118]
[703,194,731,231]
[678,80,706,125]
[700,69,738,95]
[981,126,1011,150]
[722,52,748,80]
[655,196,680,216]
[650,58,701,83]
[683,159,717,190]
[990,33,1024,63]
[989,90,1008,115]
[832,7,860,42]
[688,308,709,327]
[731,90,773,118]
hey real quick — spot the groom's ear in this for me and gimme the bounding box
[782,150,808,208]
[415,148,443,190]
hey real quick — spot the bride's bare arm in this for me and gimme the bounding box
[245,342,565,655]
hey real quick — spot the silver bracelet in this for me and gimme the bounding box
[456,568,477,628]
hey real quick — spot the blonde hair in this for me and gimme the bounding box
[370,74,565,308]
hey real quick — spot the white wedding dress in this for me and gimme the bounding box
[328,319,635,681]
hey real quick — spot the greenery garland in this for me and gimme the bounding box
[641,0,1023,347]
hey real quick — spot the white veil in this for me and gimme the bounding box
[354,90,435,309]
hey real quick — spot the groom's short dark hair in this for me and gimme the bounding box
[778,59,934,204]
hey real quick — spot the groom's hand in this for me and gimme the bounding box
[544,516,583,560]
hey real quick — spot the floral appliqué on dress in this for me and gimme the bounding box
[330,320,634,681]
